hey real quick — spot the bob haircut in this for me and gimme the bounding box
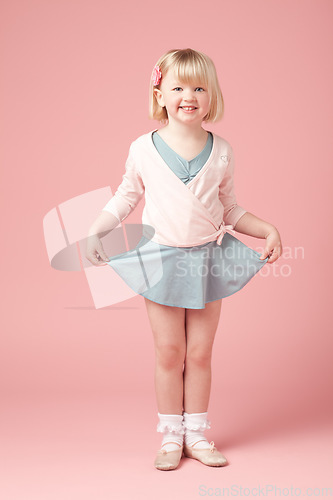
[148,48,224,123]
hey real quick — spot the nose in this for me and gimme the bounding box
[183,90,197,103]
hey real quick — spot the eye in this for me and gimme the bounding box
[195,87,205,92]
[173,87,183,91]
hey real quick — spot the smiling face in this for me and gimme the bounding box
[153,67,211,127]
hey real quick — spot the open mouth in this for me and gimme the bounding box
[179,106,197,111]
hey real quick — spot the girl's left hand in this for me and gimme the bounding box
[260,227,283,263]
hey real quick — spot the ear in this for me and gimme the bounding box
[153,88,165,108]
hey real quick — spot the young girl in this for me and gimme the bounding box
[86,48,282,471]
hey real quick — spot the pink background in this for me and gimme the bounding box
[1,0,332,498]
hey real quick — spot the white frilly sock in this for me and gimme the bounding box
[157,413,185,452]
[183,411,211,449]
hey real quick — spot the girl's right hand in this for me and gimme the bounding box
[85,234,110,266]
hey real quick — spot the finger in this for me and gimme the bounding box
[277,246,283,258]
[99,253,110,262]
[96,252,110,263]
[96,244,110,262]
[267,250,278,263]
[96,249,111,264]
[260,248,271,260]
[86,252,107,266]
[87,257,101,266]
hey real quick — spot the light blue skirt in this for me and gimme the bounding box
[106,231,268,309]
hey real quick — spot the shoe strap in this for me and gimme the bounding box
[161,441,182,448]
[191,439,210,448]
[159,442,183,455]
[190,440,217,453]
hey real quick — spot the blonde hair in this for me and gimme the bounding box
[148,48,224,123]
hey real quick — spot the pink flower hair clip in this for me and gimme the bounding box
[151,64,162,86]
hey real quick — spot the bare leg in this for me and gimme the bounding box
[144,297,186,414]
[183,299,222,413]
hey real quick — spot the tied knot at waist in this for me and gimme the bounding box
[216,222,235,245]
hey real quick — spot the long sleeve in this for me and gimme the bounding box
[218,146,247,228]
[102,144,145,223]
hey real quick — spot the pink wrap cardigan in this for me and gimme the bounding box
[102,129,248,247]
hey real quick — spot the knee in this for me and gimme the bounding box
[156,343,185,371]
[185,346,212,368]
